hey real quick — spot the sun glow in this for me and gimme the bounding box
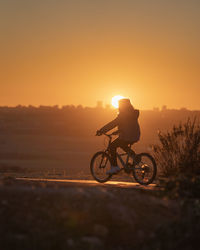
[111,95,125,108]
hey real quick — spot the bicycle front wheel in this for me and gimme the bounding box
[133,153,157,185]
[90,151,112,183]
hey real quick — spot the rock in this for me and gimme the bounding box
[67,238,74,247]
[81,236,103,247]
[93,224,109,237]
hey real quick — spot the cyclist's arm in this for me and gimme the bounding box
[99,117,119,134]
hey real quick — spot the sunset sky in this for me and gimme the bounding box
[0,0,200,110]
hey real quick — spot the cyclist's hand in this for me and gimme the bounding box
[96,130,102,136]
[112,130,119,135]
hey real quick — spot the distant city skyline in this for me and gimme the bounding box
[0,102,196,112]
[0,0,200,110]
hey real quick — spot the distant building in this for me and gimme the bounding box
[153,107,160,112]
[105,104,111,109]
[96,101,103,108]
[162,105,167,111]
[180,107,188,111]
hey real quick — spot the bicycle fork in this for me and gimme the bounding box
[99,153,109,168]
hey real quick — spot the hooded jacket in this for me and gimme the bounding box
[100,107,140,143]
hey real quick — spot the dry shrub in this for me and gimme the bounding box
[153,118,200,177]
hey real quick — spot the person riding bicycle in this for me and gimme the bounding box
[96,98,140,174]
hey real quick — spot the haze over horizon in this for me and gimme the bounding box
[0,0,200,110]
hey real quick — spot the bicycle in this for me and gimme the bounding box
[90,132,157,185]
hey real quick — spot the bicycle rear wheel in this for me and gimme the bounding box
[132,153,157,185]
[90,151,112,183]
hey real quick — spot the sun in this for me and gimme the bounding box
[111,95,125,108]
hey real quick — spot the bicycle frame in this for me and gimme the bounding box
[103,133,133,170]
[116,152,132,169]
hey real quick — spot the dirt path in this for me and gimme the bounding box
[16,177,157,191]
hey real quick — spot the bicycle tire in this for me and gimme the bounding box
[90,151,112,183]
[132,153,157,185]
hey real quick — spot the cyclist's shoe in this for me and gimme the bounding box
[106,166,120,175]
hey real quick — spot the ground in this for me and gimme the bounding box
[0,177,178,250]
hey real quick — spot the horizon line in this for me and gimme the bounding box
[0,104,199,112]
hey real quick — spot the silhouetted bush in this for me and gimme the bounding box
[159,175,200,199]
[153,118,200,198]
[149,120,200,248]
[153,118,200,177]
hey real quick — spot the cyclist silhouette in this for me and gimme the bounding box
[96,98,140,174]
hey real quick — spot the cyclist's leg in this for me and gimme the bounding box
[108,137,121,166]
[109,138,138,165]
[120,140,142,164]
[119,140,136,156]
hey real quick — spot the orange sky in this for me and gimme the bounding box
[0,0,200,110]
